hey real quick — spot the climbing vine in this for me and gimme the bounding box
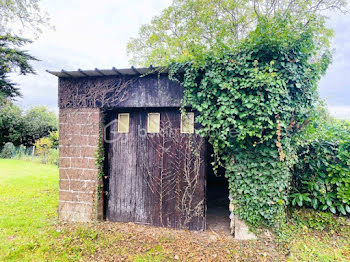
[169,15,331,228]
[95,116,105,220]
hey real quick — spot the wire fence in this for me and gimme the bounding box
[0,145,58,165]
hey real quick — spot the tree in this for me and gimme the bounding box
[0,0,51,35]
[0,104,58,146]
[22,106,57,146]
[0,34,38,100]
[0,0,50,100]
[0,102,23,145]
[127,0,346,66]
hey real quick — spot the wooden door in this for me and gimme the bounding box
[106,112,149,223]
[106,109,206,230]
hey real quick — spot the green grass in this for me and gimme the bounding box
[0,159,58,261]
[0,159,173,261]
[0,159,349,261]
[277,209,350,262]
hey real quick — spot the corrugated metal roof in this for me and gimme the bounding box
[47,66,167,78]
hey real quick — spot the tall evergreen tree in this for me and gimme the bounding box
[0,34,38,100]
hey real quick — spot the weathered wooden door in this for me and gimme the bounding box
[106,109,206,230]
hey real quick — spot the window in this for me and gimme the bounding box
[118,113,129,133]
[181,112,194,134]
[147,113,160,133]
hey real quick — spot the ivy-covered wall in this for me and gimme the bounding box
[169,16,331,229]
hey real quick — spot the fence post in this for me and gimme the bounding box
[32,146,35,160]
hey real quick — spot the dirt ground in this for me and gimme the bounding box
[57,219,285,262]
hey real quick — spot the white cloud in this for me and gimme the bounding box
[11,0,172,111]
[328,106,350,120]
[8,0,350,118]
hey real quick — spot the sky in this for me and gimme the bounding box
[9,0,350,119]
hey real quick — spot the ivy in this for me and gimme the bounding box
[95,117,105,220]
[291,119,350,215]
[169,15,331,229]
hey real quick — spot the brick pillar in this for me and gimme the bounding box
[229,194,257,240]
[58,108,101,222]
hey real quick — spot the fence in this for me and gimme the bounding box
[0,145,58,165]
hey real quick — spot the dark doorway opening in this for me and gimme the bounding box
[206,144,231,235]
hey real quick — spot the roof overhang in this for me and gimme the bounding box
[47,66,167,78]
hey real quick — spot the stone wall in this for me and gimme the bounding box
[58,108,101,222]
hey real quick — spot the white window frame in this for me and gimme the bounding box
[117,113,130,133]
[181,112,195,134]
[147,113,160,133]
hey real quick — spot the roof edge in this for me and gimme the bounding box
[47,66,168,78]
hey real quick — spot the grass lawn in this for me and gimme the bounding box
[0,159,58,261]
[0,159,349,261]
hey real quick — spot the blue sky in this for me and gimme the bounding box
[10,0,350,118]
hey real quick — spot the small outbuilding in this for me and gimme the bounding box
[49,67,244,235]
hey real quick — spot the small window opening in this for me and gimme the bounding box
[118,113,129,133]
[147,113,160,133]
[181,112,194,134]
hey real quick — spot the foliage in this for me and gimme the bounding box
[0,0,51,35]
[35,136,52,155]
[0,101,23,145]
[13,143,27,158]
[0,103,58,146]
[22,106,58,146]
[289,208,349,231]
[127,0,345,66]
[276,208,350,261]
[48,130,59,148]
[95,124,104,219]
[34,135,59,164]
[45,148,58,165]
[0,143,58,165]
[291,118,350,215]
[0,141,15,158]
[0,34,38,99]
[169,15,331,228]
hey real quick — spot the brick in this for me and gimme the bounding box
[60,135,89,147]
[59,211,92,222]
[59,191,78,201]
[70,180,97,191]
[81,146,97,158]
[78,192,95,202]
[80,124,100,136]
[59,179,70,190]
[87,136,99,147]
[59,123,81,136]
[59,158,71,168]
[59,191,94,202]
[59,201,93,214]
[82,169,98,180]
[58,108,101,222]
[87,158,97,169]
[60,168,84,180]
[59,168,97,180]
[90,112,101,123]
[60,146,81,157]
[71,158,84,168]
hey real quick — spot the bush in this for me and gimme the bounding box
[34,136,58,165]
[1,142,15,158]
[291,119,350,215]
[48,131,59,148]
[46,148,58,165]
[35,136,52,156]
[289,208,348,231]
